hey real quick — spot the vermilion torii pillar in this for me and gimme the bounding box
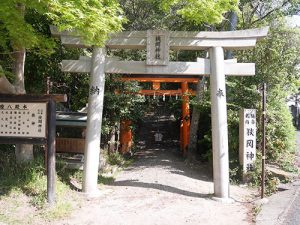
[51,26,268,201]
[181,81,190,155]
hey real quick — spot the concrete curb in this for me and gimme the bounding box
[256,183,300,225]
[277,185,300,224]
[256,131,300,224]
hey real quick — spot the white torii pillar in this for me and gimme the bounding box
[82,47,106,195]
[209,47,230,201]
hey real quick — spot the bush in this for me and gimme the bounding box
[266,100,296,165]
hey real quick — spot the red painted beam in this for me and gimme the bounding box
[120,77,199,83]
[138,89,196,96]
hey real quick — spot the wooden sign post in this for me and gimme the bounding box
[51,26,268,202]
[0,94,66,205]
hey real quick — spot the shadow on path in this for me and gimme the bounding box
[111,179,212,199]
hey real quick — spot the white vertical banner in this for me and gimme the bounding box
[239,109,257,173]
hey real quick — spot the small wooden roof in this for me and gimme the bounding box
[56,112,87,127]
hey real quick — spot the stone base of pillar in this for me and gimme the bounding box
[83,189,101,198]
[211,196,234,204]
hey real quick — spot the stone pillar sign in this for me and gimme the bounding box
[239,109,257,174]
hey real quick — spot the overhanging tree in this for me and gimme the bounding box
[0,0,124,162]
[157,0,239,25]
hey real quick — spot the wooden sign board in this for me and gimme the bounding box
[0,94,67,205]
[0,102,47,138]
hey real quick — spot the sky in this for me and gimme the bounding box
[287,15,300,27]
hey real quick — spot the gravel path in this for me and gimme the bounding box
[55,144,256,225]
[54,106,256,225]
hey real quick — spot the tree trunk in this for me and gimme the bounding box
[108,124,116,154]
[13,47,34,163]
[13,48,26,94]
[15,144,34,162]
[116,120,120,151]
[187,77,206,162]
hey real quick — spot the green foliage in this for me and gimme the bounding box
[0,147,46,196]
[265,101,296,164]
[0,148,90,224]
[97,151,132,185]
[0,1,124,52]
[25,43,88,110]
[102,75,146,136]
[120,0,170,30]
[0,65,4,77]
[232,22,299,166]
[107,151,132,167]
[247,157,280,195]
[157,0,239,25]
[0,148,74,213]
[120,0,239,32]
[0,1,54,51]
[42,201,73,220]
[97,174,115,185]
[48,0,125,46]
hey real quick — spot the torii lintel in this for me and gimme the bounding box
[50,26,269,50]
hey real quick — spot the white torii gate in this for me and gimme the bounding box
[51,27,268,201]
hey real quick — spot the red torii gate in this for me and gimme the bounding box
[119,77,199,155]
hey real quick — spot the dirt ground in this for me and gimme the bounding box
[54,144,257,225]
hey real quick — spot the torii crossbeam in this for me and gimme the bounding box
[51,26,268,202]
